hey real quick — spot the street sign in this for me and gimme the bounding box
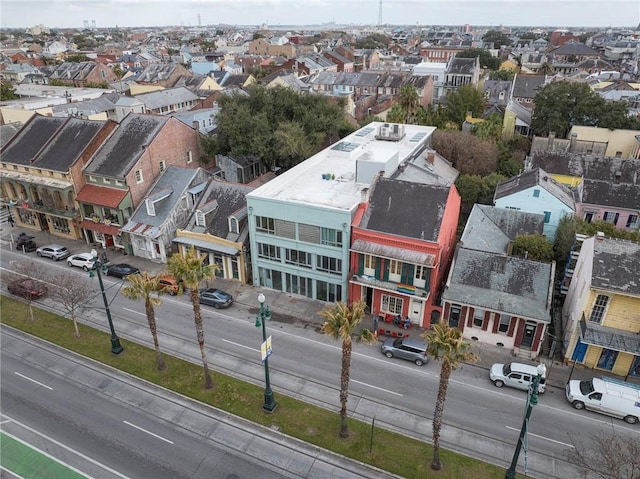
[261,335,273,362]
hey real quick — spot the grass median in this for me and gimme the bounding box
[1,296,520,479]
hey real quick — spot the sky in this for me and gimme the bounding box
[1,0,639,30]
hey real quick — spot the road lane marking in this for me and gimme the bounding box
[123,421,174,444]
[4,415,129,478]
[351,380,403,397]
[122,307,146,317]
[505,425,574,447]
[222,339,257,352]
[14,372,53,390]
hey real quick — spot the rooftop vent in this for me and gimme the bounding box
[376,123,405,142]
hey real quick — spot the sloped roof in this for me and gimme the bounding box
[460,204,545,254]
[134,87,198,110]
[443,247,552,322]
[0,122,23,149]
[76,184,128,208]
[360,177,450,242]
[512,74,546,99]
[591,237,640,295]
[446,57,477,75]
[581,180,640,210]
[494,168,576,209]
[0,115,66,164]
[551,42,600,56]
[84,113,168,177]
[529,151,640,182]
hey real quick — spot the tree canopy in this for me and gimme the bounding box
[431,130,499,176]
[1,81,17,101]
[444,85,484,125]
[455,48,501,70]
[482,30,513,47]
[531,81,640,137]
[212,85,353,170]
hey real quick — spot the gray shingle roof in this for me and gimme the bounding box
[360,177,450,242]
[446,57,476,75]
[1,115,66,165]
[591,236,640,295]
[494,168,576,209]
[134,87,198,110]
[84,113,168,177]
[512,74,546,99]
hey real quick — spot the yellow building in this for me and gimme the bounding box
[562,235,640,378]
[568,126,640,159]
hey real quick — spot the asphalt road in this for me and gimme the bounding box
[1,334,291,479]
[3,249,639,478]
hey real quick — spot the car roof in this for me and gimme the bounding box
[41,244,67,249]
[508,362,545,376]
[74,253,95,258]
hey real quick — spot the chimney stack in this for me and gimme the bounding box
[427,152,436,164]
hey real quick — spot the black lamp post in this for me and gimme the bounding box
[90,257,124,355]
[255,292,277,412]
[505,363,546,479]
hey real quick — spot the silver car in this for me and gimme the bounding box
[36,244,70,261]
[381,337,429,366]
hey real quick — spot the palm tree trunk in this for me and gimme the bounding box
[339,340,352,438]
[431,361,452,471]
[190,288,213,389]
[145,299,165,371]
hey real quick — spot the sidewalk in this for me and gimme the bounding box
[2,224,625,393]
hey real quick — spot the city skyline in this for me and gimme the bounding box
[1,0,639,30]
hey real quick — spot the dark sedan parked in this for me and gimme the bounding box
[106,263,140,279]
[8,278,48,300]
[198,288,233,309]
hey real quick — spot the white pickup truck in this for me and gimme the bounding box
[566,377,640,425]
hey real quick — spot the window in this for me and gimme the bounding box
[597,348,618,371]
[285,249,312,268]
[543,211,551,223]
[498,315,511,333]
[255,216,275,234]
[321,227,342,247]
[449,304,461,328]
[317,281,341,302]
[533,189,540,198]
[195,210,206,227]
[159,160,166,172]
[186,151,193,163]
[388,259,401,281]
[316,255,342,275]
[51,217,70,234]
[135,169,143,184]
[257,242,280,261]
[603,211,619,225]
[115,180,123,186]
[102,178,111,184]
[626,214,638,228]
[473,309,484,328]
[588,295,609,323]
[381,294,403,315]
[363,254,375,275]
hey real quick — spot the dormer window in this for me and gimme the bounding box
[195,210,206,227]
[229,217,239,234]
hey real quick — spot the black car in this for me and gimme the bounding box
[198,288,233,309]
[16,233,36,252]
[106,263,140,279]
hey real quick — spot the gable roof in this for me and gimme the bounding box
[0,115,67,164]
[550,42,600,56]
[134,87,199,110]
[360,177,450,242]
[84,113,168,177]
[512,74,546,99]
[494,168,576,209]
[443,247,552,322]
[446,57,477,75]
[461,204,545,254]
[0,122,23,149]
[529,151,640,182]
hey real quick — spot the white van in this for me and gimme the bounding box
[489,362,547,393]
[566,377,640,425]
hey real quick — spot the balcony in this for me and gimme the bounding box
[19,199,79,219]
[351,273,428,298]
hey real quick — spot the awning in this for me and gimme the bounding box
[79,219,122,236]
[76,184,128,208]
[351,239,436,266]
[580,319,640,354]
[1,170,73,189]
[172,236,239,256]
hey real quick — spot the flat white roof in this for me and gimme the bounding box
[248,122,436,211]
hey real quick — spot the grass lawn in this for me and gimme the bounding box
[1,296,522,479]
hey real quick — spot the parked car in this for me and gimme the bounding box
[106,263,140,279]
[489,362,547,394]
[16,233,36,252]
[198,288,233,309]
[36,244,70,261]
[7,278,48,300]
[566,377,639,424]
[381,337,429,366]
[154,274,183,295]
[67,252,97,271]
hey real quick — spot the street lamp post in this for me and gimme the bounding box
[255,293,277,412]
[91,257,124,355]
[505,363,547,479]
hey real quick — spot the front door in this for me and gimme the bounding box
[521,322,536,349]
[571,339,588,362]
[409,298,423,324]
[362,286,373,313]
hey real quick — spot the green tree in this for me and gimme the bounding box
[496,140,524,177]
[422,323,478,470]
[121,272,167,371]
[455,48,501,70]
[1,81,18,100]
[273,121,315,168]
[471,113,503,141]
[444,85,484,126]
[511,234,554,262]
[66,53,90,63]
[85,81,110,89]
[397,84,421,124]
[320,301,376,438]
[489,69,515,81]
[482,30,512,47]
[48,79,65,86]
[431,130,499,175]
[167,247,219,389]
[354,34,390,49]
[531,81,640,137]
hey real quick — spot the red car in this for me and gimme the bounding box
[8,278,48,300]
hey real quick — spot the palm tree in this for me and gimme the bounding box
[320,300,376,438]
[167,246,218,389]
[121,272,166,371]
[398,84,420,124]
[422,323,478,470]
